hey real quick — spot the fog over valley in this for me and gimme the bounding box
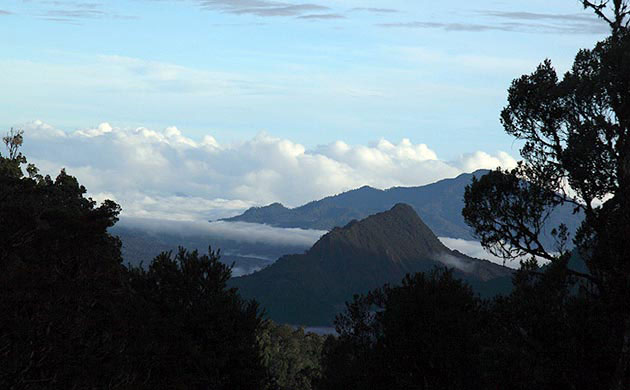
[112,216,521,273]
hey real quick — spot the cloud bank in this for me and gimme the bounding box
[119,218,326,248]
[17,120,517,221]
[439,237,550,269]
[113,218,323,275]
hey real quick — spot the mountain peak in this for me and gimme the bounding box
[390,202,415,213]
[230,203,514,325]
[309,203,447,263]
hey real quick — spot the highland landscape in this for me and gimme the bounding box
[2,1,630,389]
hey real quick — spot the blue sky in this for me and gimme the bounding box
[1,0,609,157]
[0,1,614,221]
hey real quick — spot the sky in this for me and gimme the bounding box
[1,0,612,220]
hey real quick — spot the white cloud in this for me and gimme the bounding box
[439,236,516,269]
[439,236,549,269]
[119,218,326,248]
[455,150,517,172]
[232,266,262,277]
[18,120,518,220]
[75,122,113,138]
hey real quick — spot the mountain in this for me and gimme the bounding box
[230,204,513,326]
[222,170,583,248]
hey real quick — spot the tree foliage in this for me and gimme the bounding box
[481,257,617,389]
[127,248,266,389]
[0,134,266,389]
[319,268,483,390]
[462,2,630,388]
[318,263,620,389]
[258,322,325,390]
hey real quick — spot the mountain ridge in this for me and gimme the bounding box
[221,170,582,248]
[230,203,513,326]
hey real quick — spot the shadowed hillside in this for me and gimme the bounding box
[230,204,513,326]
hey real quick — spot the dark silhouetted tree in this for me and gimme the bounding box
[127,248,266,389]
[319,268,483,390]
[462,2,630,388]
[479,258,617,389]
[0,132,267,389]
[0,128,132,387]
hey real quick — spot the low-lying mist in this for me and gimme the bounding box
[111,218,326,276]
[117,218,326,247]
[439,237,550,269]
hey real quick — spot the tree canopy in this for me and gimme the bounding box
[319,268,483,390]
[0,131,267,389]
[462,2,630,388]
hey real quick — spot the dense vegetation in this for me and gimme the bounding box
[320,263,617,389]
[319,269,483,390]
[0,130,331,389]
[259,322,325,390]
[0,130,267,388]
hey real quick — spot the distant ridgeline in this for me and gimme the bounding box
[221,170,583,250]
[230,204,514,326]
